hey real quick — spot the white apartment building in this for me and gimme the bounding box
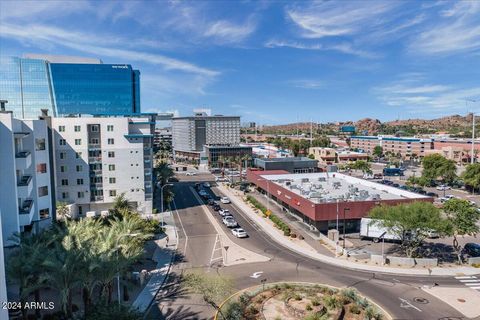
[172,113,240,161]
[0,213,9,320]
[0,111,53,245]
[51,115,154,217]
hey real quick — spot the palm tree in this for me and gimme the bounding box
[6,233,47,320]
[56,201,70,221]
[111,193,133,216]
[218,155,226,178]
[238,154,251,183]
[156,161,174,185]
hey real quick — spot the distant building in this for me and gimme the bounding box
[0,109,53,244]
[350,136,434,159]
[340,125,356,134]
[51,114,155,218]
[253,157,318,173]
[0,55,141,119]
[309,147,368,165]
[172,112,240,163]
[204,145,252,168]
[247,170,432,233]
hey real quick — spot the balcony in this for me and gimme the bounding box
[17,175,33,198]
[19,199,34,215]
[15,151,32,170]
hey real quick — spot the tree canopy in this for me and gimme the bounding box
[421,154,457,184]
[462,163,480,193]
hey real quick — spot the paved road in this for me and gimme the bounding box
[152,173,467,320]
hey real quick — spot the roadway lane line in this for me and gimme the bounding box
[455,276,477,279]
[459,279,479,282]
[469,286,480,290]
[172,198,188,255]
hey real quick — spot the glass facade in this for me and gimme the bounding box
[0,56,141,118]
[50,63,140,115]
[0,57,55,119]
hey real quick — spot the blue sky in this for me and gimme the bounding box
[1,0,480,124]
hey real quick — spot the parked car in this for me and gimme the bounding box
[424,229,440,239]
[194,183,201,190]
[436,185,451,191]
[399,185,409,190]
[426,192,438,198]
[203,182,211,188]
[232,228,248,238]
[223,216,238,228]
[220,197,231,204]
[463,243,480,257]
[373,173,383,179]
[207,199,216,205]
[219,209,230,217]
[185,172,196,176]
[417,189,427,195]
[392,183,400,188]
[213,204,221,211]
[469,200,477,207]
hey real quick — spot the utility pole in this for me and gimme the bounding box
[310,119,313,148]
[467,99,477,164]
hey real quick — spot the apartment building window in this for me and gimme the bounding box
[107,138,114,145]
[107,125,114,131]
[91,176,102,184]
[90,138,99,145]
[60,151,66,160]
[75,139,81,145]
[74,125,81,132]
[58,125,65,132]
[77,179,84,185]
[76,152,82,159]
[38,186,48,197]
[108,151,115,158]
[36,163,47,173]
[109,190,117,197]
[78,192,85,198]
[92,190,103,196]
[108,164,115,171]
[39,208,49,219]
[59,139,66,146]
[90,125,99,132]
[62,192,69,199]
[109,177,116,184]
[76,165,83,172]
[61,179,68,186]
[35,138,46,151]
[60,165,67,172]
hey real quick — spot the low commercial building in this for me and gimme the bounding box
[51,114,155,217]
[247,170,432,233]
[350,136,434,159]
[0,109,53,244]
[309,147,368,165]
[204,145,252,168]
[253,157,318,173]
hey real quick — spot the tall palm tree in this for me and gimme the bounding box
[238,154,251,182]
[218,155,226,178]
[56,201,70,221]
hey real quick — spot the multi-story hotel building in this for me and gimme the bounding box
[0,55,141,119]
[172,112,241,162]
[350,136,434,159]
[51,114,155,218]
[0,108,53,244]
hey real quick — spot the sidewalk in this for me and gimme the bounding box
[132,211,178,313]
[218,184,480,277]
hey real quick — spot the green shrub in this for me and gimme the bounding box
[311,297,320,306]
[246,305,259,315]
[349,304,361,315]
[306,303,313,311]
[294,293,302,301]
[323,295,340,310]
[239,293,251,306]
[340,288,358,303]
[365,306,382,320]
[222,301,244,320]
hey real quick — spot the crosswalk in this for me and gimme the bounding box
[455,275,480,291]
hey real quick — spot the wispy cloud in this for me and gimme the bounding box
[204,17,257,44]
[288,79,324,90]
[0,23,219,77]
[410,1,480,55]
[374,76,480,114]
[264,39,376,58]
[286,1,399,39]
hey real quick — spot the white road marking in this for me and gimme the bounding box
[250,271,264,279]
[465,282,480,286]
[172,198,188,254]
[455,276,477,279]
[399,298,422,312]
[459,279,479,283]
[468,286,480,290]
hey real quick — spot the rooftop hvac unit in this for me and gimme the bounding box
[370,194,381,200]
[349,187,358,192]
[359,190,369,197]
[318,177,326,182]
[301,178,309,183]
[286,181,291,186]
[309,192,322,198]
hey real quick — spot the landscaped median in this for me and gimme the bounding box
[215,282,389,320]
[246,195,291,236]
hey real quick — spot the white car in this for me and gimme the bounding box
[185,172,196,176]
[232,228,247,238]
[220,197,231,204]
[424,229,440,239]
[219,209,230,216]
[223,216,238,228]
[203,182,211,188]
[436,185,451,191]
[198,190,208,197]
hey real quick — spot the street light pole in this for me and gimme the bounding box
[116,233,140,307]
[343,208,350,249]
[160,183,174,225]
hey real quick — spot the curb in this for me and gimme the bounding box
[219,185,480,277]
[214,281,393,320]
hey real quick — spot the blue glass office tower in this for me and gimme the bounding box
[0,56,141,119]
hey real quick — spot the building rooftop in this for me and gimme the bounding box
[255,172,427,204]
[24,53,103,64]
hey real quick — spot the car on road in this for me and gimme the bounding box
[215,176,229,182]
[463,243,480,257]
[424,229,440,239]
[185,172,196,176]
[203,182,211,188]
[222,216,238,228]
[213,204,221,211]
[207,199,216,205]
[436,185,451,191]
[426,192,438,198]
[220,197,231,204]
[231,228,248,238]
[219,209,230,216]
